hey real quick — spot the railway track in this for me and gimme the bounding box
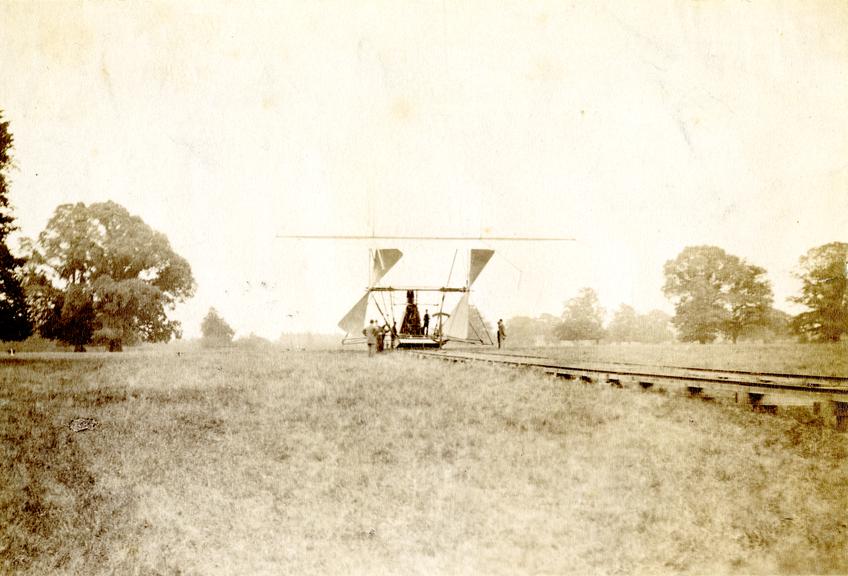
[415,349,848,430]
[428,350,848,389]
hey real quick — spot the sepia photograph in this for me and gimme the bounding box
[1,1,847,574]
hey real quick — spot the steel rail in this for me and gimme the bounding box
[444,349,848,385]
[415,350,848,400]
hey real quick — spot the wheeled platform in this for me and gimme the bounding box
[395,336,442,349]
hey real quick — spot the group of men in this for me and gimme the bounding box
[362,320,396,357]
[362,316,508,356]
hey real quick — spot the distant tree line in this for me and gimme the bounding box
[503,244,848,346]
[1,110,846,349]
[504,293,675,347]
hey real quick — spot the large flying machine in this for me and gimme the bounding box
[337,248,495,348]
[277,232,574,348]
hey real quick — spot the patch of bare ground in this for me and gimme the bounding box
[1,349,846,574]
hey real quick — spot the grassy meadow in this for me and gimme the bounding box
[2,347,847,575]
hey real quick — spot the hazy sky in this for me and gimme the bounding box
[2,1,847,338]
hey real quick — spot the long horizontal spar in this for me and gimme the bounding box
[277,234,575,242]
[368,286,468,292]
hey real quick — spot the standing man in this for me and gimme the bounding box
[391,321,398,349]
[376,325,384,353]
[497,319,506,349]
[363,320,379,357]
[423,310,430,336]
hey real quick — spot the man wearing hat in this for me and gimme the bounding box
[497,319,506,349]
[363,319,379,357]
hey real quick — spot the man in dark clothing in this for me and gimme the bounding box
[423,310,430,336]
[497,319,506,349]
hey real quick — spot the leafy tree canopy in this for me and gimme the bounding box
[735,307,793,342]
[201,307,235,347]
[25,201,195,350]
[791,242,848,342]
[663,246,772,343]
[606,304,638,342]
[556,287,605,342]
[53,284,96,351]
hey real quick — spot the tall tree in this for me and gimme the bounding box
[556,287,605,342]
[607,304,639,342]
[25,201,195,351]
[721,261,773,343]
[201,307,235,347]
[663,246,772,343]
[0,111,32,341]
[791,242,848,342]
[663,246,730,343]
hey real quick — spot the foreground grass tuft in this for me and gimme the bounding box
[1,349,847,575]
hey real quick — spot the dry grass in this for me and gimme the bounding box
[2,348,847,575]
[509,341,848,376]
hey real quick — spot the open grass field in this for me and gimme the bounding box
[510,342,848,376]
[2,347,847,575]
